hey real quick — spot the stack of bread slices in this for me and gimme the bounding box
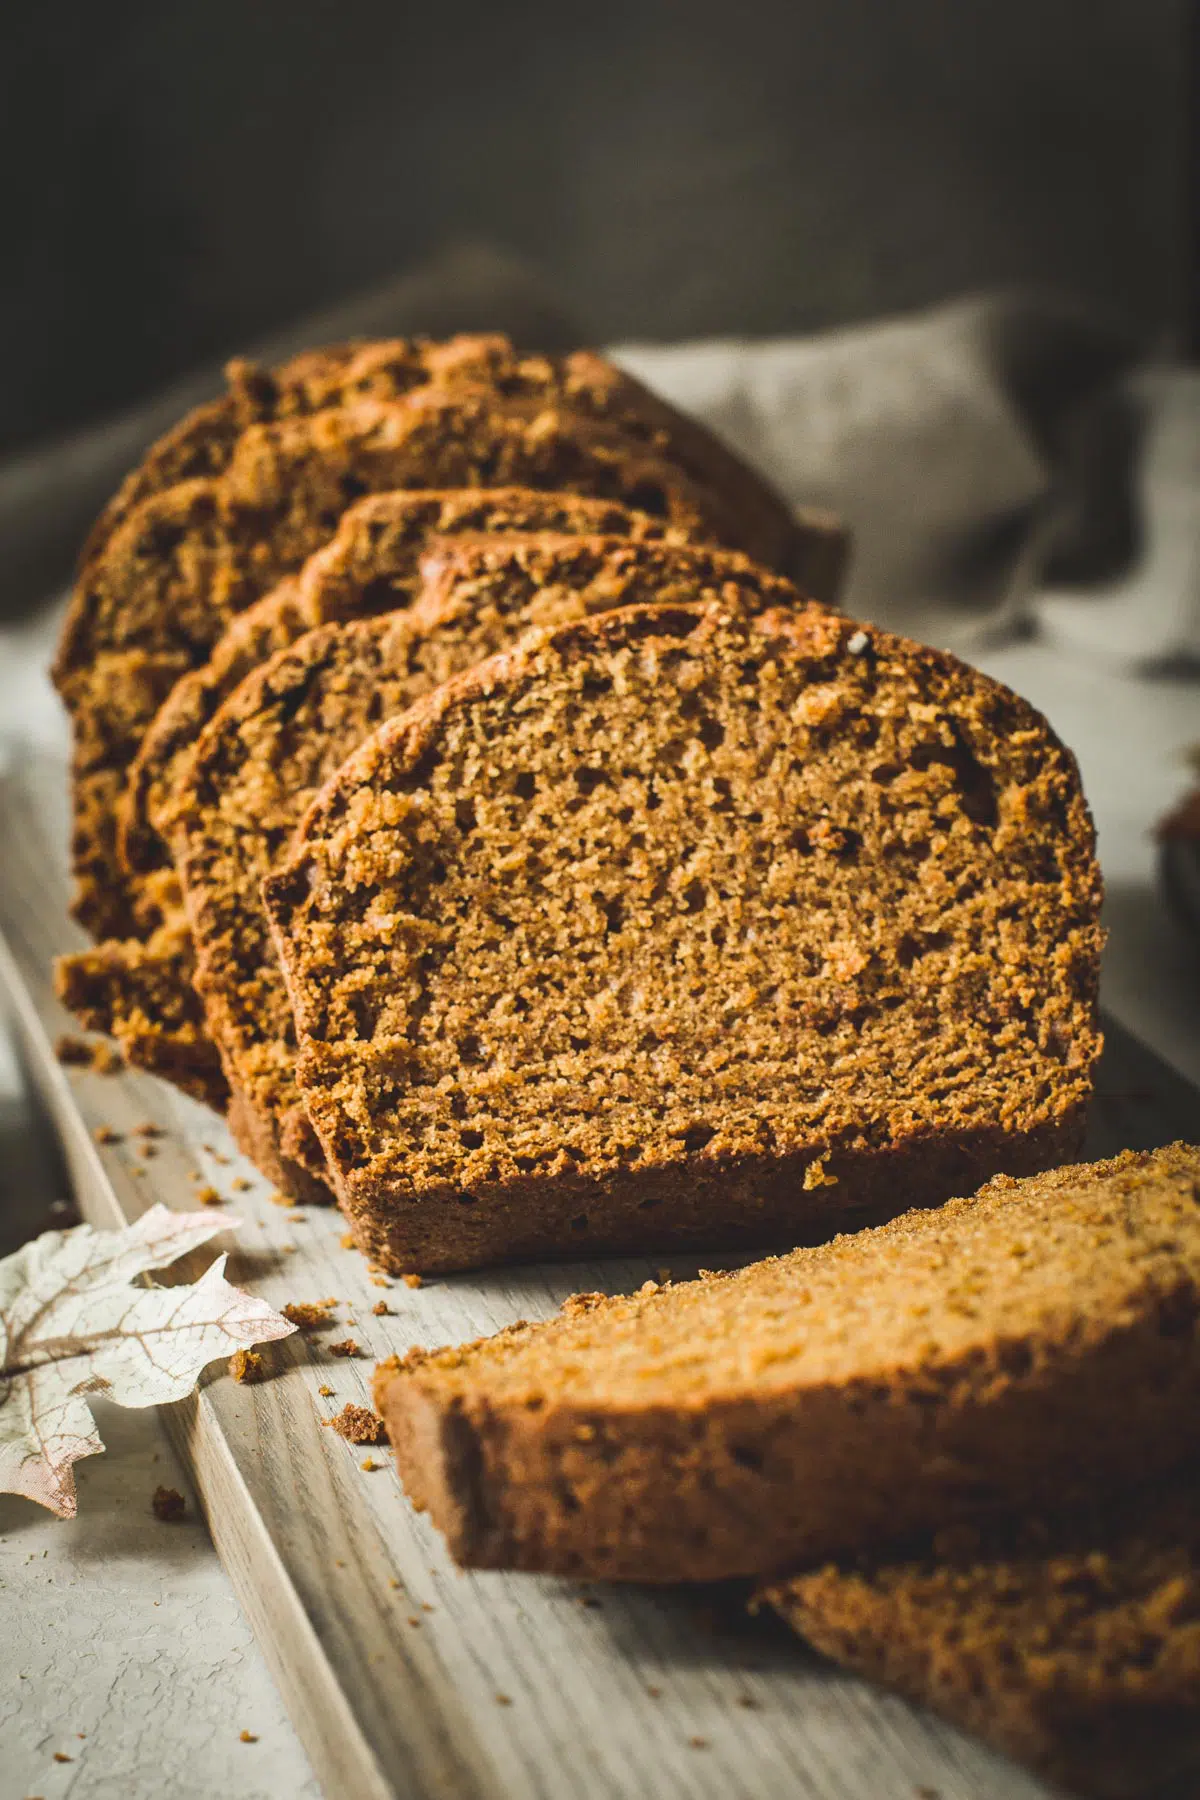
[53,334,1198,1794]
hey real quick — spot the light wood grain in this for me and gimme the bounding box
[3,754,1194,1800]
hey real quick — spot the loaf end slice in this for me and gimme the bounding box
[374,1145,1200,1583]
[764,1467,1200,1799]
[266,601,1102,1271]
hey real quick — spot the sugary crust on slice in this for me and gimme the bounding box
[765,1462,1200,1798]
[265,602,1102,1273]
[371,1145,1200,1585]
[172,542,805,1193]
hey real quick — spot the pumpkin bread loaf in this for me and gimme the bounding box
[171,541,805,1194]
[373,1145,1200,1584]
[765,1465,1200,1799]
[266,601,1102,1273]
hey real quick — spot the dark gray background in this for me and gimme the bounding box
[2,0,1189,458]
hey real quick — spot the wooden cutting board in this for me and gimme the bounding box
[3,754,1195,1800]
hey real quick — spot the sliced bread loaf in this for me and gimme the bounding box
[56,385,767,938]
[765,1467,1200,1799]
[265,601,1102,1273]
[174,542,803,1194]
[373,1145,1200,1583]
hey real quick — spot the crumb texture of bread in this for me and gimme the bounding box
[372,1145,1200,1582]
[55,336,796,939]
[174,541,801,1198]
[267,603,1102,1272]
[766,1468,1200,1800]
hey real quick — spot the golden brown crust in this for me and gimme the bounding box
[172,541,804,1193]
[373,1146,1200,1585]
[265,601,1102,1272]
[766,1465,1200,1799]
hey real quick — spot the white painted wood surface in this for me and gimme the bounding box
[3,755,1197,1800]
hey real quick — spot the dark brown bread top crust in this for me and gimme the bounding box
[58,386,760,938]
[172,542,805,1196]
[766,1466,1200,1799]
[265,602,1102,1274]
[373,1145,1200,1584]
[120,488,691,881]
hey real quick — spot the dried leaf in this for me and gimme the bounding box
[0,1204,294,1516]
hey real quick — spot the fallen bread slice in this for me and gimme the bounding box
[372,1145,1200,1584]
[265,601,1102,1273]
[57,385,754,939]
[175,541,803,1196]
[765,1462,1200,1800]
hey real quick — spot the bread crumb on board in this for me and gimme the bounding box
[229,1348,266,1384]
[152,1486,187,1522]
[372,1300,391,1316]
[239,1730,258,1744]
[323,1403,389,1445]
[92,1125,121,1144]
[281,1299,338,1331]
[328,1338,362,1359]
[196,1185,223,1206]
[361,1457,382,1472]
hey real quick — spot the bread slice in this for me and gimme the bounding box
[173,542,803,1194]
[764,1467,1200,1799]
[265,601,1102,1273]
[373,1145,1200,1584]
